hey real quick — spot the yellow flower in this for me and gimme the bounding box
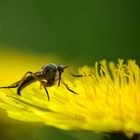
[0,59,140,138]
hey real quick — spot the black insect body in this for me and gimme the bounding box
[0,64,80,101]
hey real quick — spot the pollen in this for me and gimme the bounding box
[0,59,140,138]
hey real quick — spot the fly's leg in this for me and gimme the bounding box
[70,72,91,77]
[16,71,36,96]
[0,82,19,89]
[66,72,91,94]
[70,73,84,77]
[0,71,33,89]
[41,81,51,101]
[39,83,43,89]
[18,71,50,101]
[0,71,50,101]
[61,81,78,94]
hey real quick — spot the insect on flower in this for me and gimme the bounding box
[0,64,83,101]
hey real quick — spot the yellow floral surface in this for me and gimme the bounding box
[0,51,140,138]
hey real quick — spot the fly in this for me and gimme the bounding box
[0,64,83,101]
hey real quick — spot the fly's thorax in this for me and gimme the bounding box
[41,64,57,85]
[40,63,67,86]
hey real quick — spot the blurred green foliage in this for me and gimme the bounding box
[0,0,139,140]
[0,0,139,65]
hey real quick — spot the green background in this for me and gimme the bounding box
[0,0,140,64]
[0,0,140,140]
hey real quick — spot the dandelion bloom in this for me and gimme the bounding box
[0,59,140,138]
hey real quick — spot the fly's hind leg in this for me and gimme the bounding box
[0,71,50,101]
[0,71,35,95]
[0,71,34,89]
[0,81,19,89]
[20,72,50,101]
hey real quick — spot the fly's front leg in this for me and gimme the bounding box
[70,72,91,77]
[61,81,78,94]
[70,73,84,77]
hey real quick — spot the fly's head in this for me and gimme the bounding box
[57,64,68,86]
